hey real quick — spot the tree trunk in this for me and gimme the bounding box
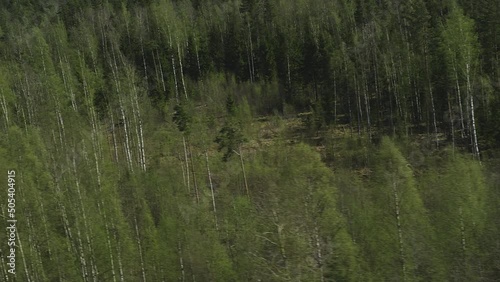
[131,82,147,171]
[238,146,250,198]
[314,224,325,282]
[140,34,148,82]
[109,110,120,163]
[58,54,77,112]
[362,72,371,140]
[448,92,456,155]
[425,46,439,148]
[113,222,125,282]
[73,151,98,281]
[205,151,219,231]
[392,178,406,282]
[305,183,325,281]
[333,70,338,123]
[169,31,179,102]
[466,62,480,160]
[134,215,147,282]
[189,143,199,204]
[120,100,134,171]
[177,42,188,99]
[21,75,34,125]
[194,35,202,80]
[101,203,117,282]
[272,209,288,276]
[451,58,466,138]
[0,91,9,129]
[16,228,31,282]
[156,49,167,93]
[182,135,190,194]
[177,241,186,282]
[286,53,291,87]
[246,41,253,83]
[354,73,362,136]
[247,20,255,82]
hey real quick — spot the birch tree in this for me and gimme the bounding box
[361,137,443,281]
[419,152,488,280]
[441,5,482,159]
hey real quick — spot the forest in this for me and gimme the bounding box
[0,0,499,281]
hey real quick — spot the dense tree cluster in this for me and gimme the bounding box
[0,0,499,281]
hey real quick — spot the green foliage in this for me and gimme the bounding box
[419,151,488,280]
[246,143,361,280]
[214,124,245,162]
[440,5,480,75]
[173,103,191,133]
[369,138,443,280]
[225,93,236,116]
[0,1,499,281]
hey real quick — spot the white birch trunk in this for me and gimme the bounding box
[168,31,179,102]
[246,41,252,83]
[140,34,148,82]
[38,200,52,258]
[448,92,456,155]
[389,54,403,122]
[177,241,185,282]
[425,47,439,148]
[152,50,160,89]
[110,110,120,163]
[362,73,371,139]
[182,135,190,193]
[247,20,255,83]
[392,178,406,281]
[0,91,9,129]
[177,42,188,99]
[459,206,467,260]
[451,56,466,138]
[179,153,187,189]
[16,228,31,282]
[286,53,291,87]
[56,182,78,259]
[76,223,89,281]
[130,81,146,172]
[194,37,202,80]
[21,75,34,125]
[134,216,147,282]
[100,201,117,282]
[113,222,125,282]
[64,55,78,112]
[138,110,146,171]
[272,210,288,274]
[249,24,255,82]
[156,50,167,93]
[58,53,77,112]
[189,143,199,203]
[333,70,338,122]
[305,184,324,281]
[430,84,438,148]
[73,153,98,281]
[120,100,134,172]
[354,73,362,136]
[206,151,219,231]
[172,54,179,102]
[90,136,117,282]
[314,224,325,282]
[239,146,250,198]
[466,62,480,160]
